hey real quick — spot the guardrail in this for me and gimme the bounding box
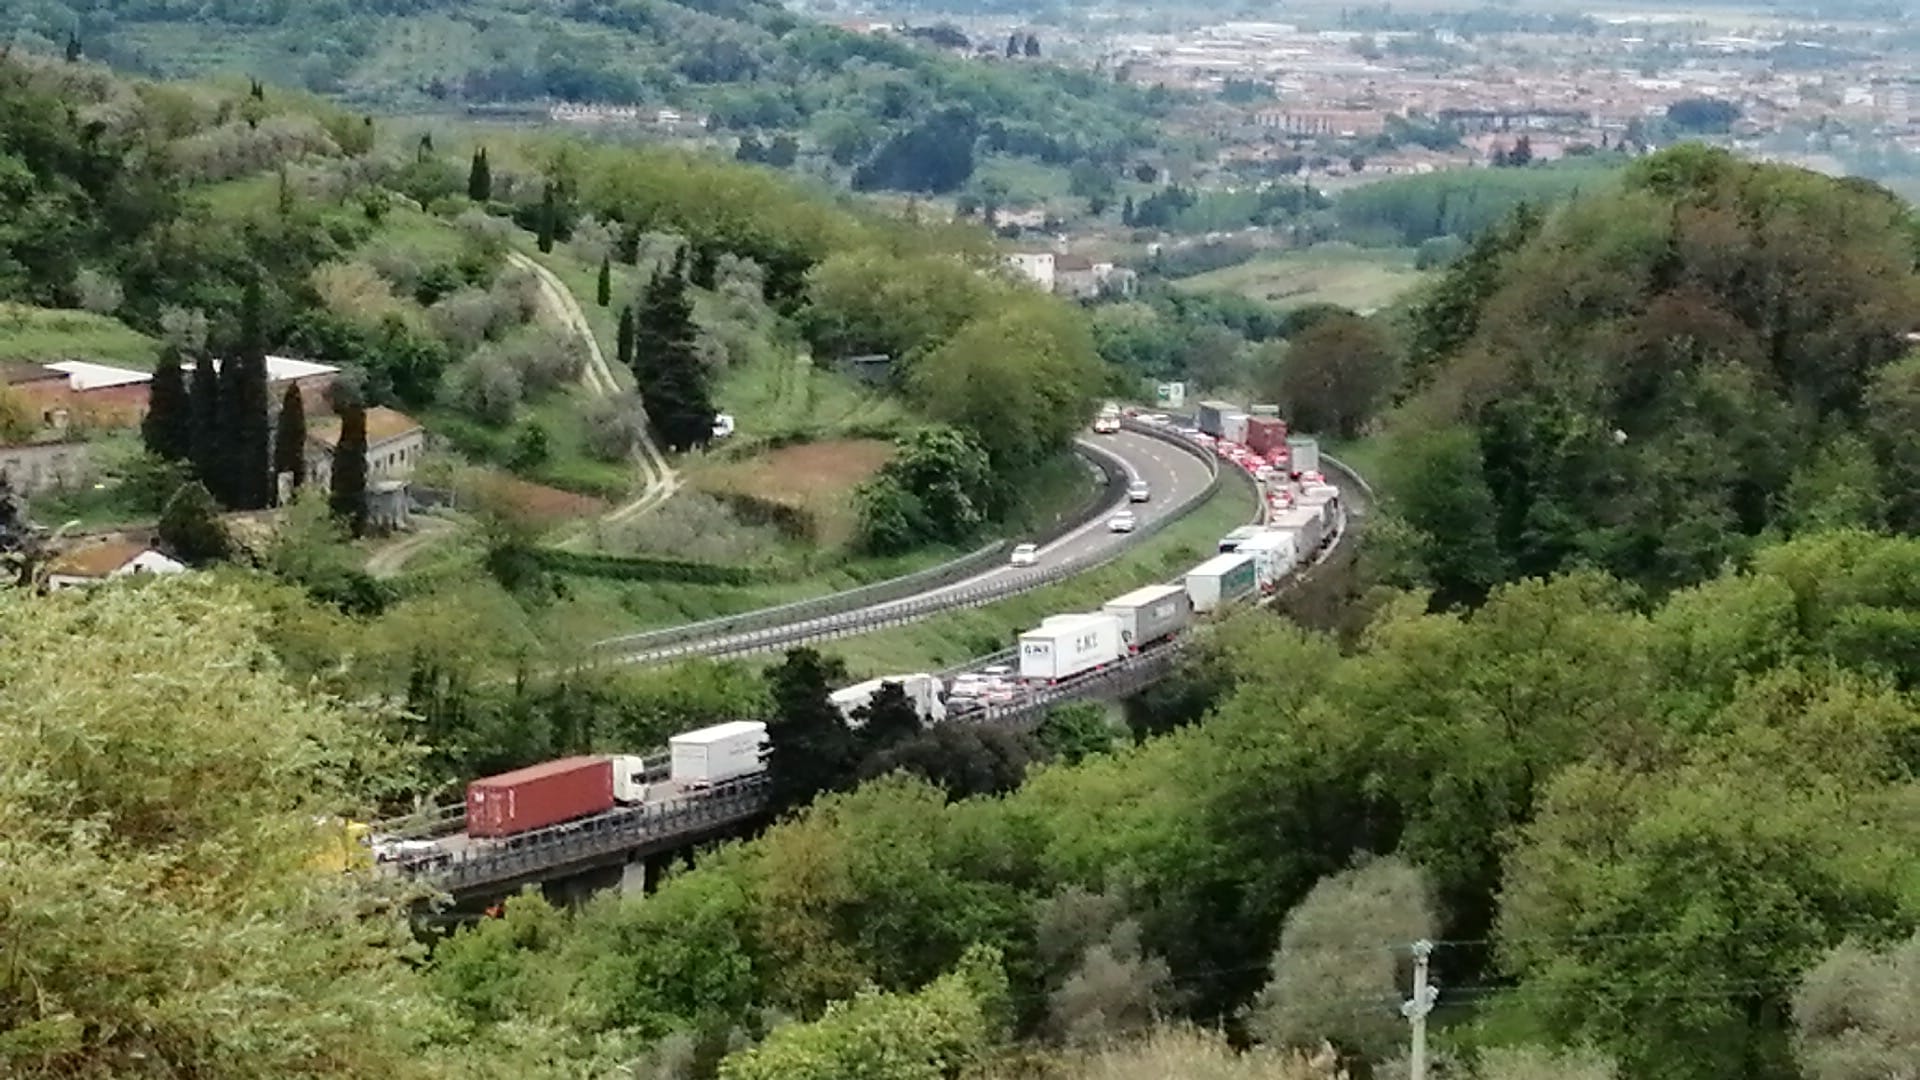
[388,437,1360,893]
[603,422,1232,666]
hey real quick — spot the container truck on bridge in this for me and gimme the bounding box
[1103,583,1192,652]
[1019,613,1125,682]
[832,673,947,727]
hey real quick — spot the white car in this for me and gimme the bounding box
[1009,543,1039,567]
[1128,481,1151,503]
[1108,511,1137,533]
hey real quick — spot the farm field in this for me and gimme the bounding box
[1173,246,1431,314]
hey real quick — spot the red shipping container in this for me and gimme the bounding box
[465,756,614,838]
[1245,416,1289,456]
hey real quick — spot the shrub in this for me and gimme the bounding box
[582,393,649,462]
[449,348,523,425]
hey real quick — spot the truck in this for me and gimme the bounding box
[1268,504,1327,555]
[1249,404,1281,418]
[1245,415,1288,456]
[1104,583,1192,651]
[832,673,947,727]
[1196,400,1237,438]
[1286,436,1320,477]
[1221,411,1250,445]
[1019,613,1125,682]
[611,754,652,804]
[670,721,768,786]
[1091,402,1120,434]
[1236,529,1300,591]
[1298,483,1340,516]
[466,756,615,839]
[1218,524,1264,553]
[1185,553,1258,612]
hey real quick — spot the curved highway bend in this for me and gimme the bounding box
[603,426,1219,665]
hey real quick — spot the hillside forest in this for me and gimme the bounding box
[9,29,1920,1080]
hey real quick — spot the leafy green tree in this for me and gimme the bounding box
[468,146,492,201]
[1792,933,1920,1080]
[273,384,308,495]
[1864,352,1920,532]
[765,647,856,814]
[717,945,1009,1080]
[142,344,193,463]
[857,725,1035,801]
[1257,311,1397,439]
[330,399,370,537]
[851,679,923,753]
[158,480,232,564]
[0,581,465,1079]
[1036,702,1116,764]
[1249,857,1437,1067]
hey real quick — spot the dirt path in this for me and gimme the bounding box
[365,514,456,578]
[505,252,681,534]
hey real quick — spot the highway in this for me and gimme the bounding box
[601,424,1225,665]
[381,447,1369,901]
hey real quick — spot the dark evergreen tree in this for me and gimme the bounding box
[1006,32,1020,57]
[158,480,232,565]
[617,222,641,265]
[248,78,264,100]
[616,304,637,373]
[416,132,433,161]
[536,183,556,254]
[330,399,370,537]
[467,146,491,202]
[689,245,718,290]
[222,280,274,510]
[64,34,81,62]
[273,385,307,495]
[632,251,714,451]
[142,345,193,463]
[1121,194,1135,227]
[1024,33,1040,56]
[765,647,856,814]
[851,680,924,756]
[596,256,611,307]
[189,352,223,498]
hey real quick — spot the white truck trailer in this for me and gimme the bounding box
[1285,436,1320,476]
[1104,583,1192,652]
[1185,553,1259,612]
[1236,529,1300,591]
[669,721,768,786]
[1268,504,1328,554]
[1019,613,1125,682]
[831,673,947,727]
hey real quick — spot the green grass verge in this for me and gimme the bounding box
[814,473,1260,677]
[711,347,910,444]
[1173,245,1432,315]
[0,304,160,368]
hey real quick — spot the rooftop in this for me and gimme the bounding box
[47,540,166,579]
[0,362,66,386]
[44,360,151,391]
[308,406,423,450]
[185,355,341,382]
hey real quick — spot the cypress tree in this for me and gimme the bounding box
[536,183,556,254]
[189,352,222,498]
[765,647,857,813]
[222,279,274,510]
[467,146,491,202]
[689,244,718,290]
[632,251,713,451]
[273,384,307,495]
[330,400,370,537]
[596,255,611,307]
[616,304,636,373]
[142,345,193,463]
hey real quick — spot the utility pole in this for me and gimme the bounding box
[1402,939,1439,1080]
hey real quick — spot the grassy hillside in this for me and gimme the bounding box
[1172,246,1433,315]
[15,0,1172,199]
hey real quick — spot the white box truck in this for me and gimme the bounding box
[1104,584,1192,651]
[831,673,947,727]
[1222,411,1250,445]
[1019,613,1125,682]
[611,754,652,803]
[1297,484,1340,518]
[669,721,768,786]
[1185,553,1259,612]
[1286,436,1320,476]
[1268,505,1326,555]
[1218,524,1263,553]
[1236,529,1300,591]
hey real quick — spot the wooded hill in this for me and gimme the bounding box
[10,0,1171,195]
